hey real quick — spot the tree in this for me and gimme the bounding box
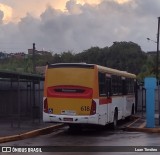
[60,51,75,63]
[0,41,149,78]
[74,47,104,65]
[106,41,147,74]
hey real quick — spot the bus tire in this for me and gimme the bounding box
[126,104,135,121]
[68,124,82,131]
[131,104,135,115]
[112,108,118,130]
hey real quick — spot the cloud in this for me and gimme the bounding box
[0,10,4,24]
[0,0,159,53]
[0,3,12,23]
[66,0,83,14]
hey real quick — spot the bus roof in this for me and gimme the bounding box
[47,63,136,79]
[48,63,94,69]
[97,65,136,79]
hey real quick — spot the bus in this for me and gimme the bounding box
[43,63,136,129]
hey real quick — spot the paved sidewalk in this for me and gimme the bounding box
[0,120,55,137]
[125,113,160,133]
[0,119,65,143]
[1,112,160,144]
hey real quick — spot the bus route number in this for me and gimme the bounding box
[81,106,90,111]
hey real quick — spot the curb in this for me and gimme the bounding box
[125,126,160,133]
[0,123,66,144]
[125,117,160,133]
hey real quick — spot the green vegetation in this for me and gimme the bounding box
[0,41,157,80]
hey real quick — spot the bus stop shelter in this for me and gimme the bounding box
[0,70,44,127]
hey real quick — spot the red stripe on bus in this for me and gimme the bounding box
[47,85,93,98]
[99,98,112,105]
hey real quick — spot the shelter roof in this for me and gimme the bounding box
[0,70,44,81]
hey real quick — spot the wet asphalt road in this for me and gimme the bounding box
[1,124,160,155]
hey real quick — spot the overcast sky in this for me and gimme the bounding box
[0,0,159,53]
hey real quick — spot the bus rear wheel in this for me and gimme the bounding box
[131,104,135,115]
[68,124,82,131]
[112,109,118,130]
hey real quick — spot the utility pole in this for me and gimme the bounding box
[156,17,160,79]
[157,17,160,125]
[32,43,36,122]
[147,18,160,125]
[32,43,36,73]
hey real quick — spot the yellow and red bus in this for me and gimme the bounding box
[43,63,136,128]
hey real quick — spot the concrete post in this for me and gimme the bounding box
[144,77,156,128]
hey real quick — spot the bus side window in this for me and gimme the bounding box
[122,79,127,95]
[112,75,121,95]
[98,72,107,96]
[127,78,135,94]
[106,77,112,97]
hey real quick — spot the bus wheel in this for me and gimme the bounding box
[128,104,135,121]
[126,104,135,121]
[131,104,135,115]
[68,124,82,131]
[112,109,118,130]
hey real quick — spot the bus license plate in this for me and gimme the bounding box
[61,110,76,115]
[63,118,73,121]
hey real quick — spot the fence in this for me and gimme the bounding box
[1,74,160,127]
[137,85,160,118]
[0,71,44,127]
